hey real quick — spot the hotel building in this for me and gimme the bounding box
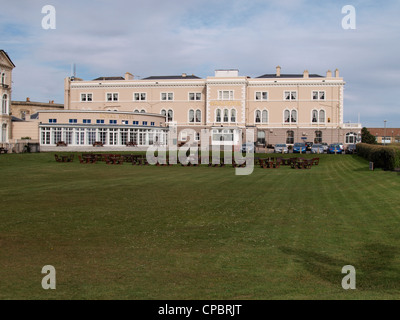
[60,67,361,149]
[1,48,362,151]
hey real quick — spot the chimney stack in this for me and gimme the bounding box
[276,66,281,77]
[125,72,134,80]
[335,68,339,78]
[182,73,187,78]
[26,97,30,102]
[303,70,309,78]
[326,70,332,78]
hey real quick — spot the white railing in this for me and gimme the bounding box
[342,123,362,128]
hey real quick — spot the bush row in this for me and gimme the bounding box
[356,143,400,170]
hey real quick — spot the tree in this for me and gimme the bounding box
[361,127,377,144]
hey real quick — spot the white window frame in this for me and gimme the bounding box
[255,91,268,101]
[261,109,268,124]
[106,93,119,102]
[255,110,261,123]
[311,109,326,123]
[161,92,174,101]
[195,109,201,123]
[181,131,188,141]
[284,109,297,123]
[189,109,195,123]
[230,108,236,123]
[81,93,93,102]
[284,91,297,101]
[312,90,326,101]
[134,92,147,101]
[215,108,221,123]
[218,90,234,101]
[189,92,202,101]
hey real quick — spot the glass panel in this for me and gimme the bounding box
[189,110,194,123]
[230,109,236,122]
[223,109,229,122]
[262,92,268,100]
[216,109,221,122]
[291,110,297,122]
[319,110,325,123]
[262,110,268,123]
[312,110,318,122]
[284,110,290,123]
[196,110,201,122]
[167,110,173,121]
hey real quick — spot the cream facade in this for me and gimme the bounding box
[64,67,361,146]
[11,98,64,121]
[0,50,15,145]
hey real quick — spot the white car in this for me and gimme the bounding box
[274,144,288,153]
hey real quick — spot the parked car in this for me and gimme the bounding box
[321,142,329,152]
[311,144,324,154]
[346,144,357,154]
[333,142,344,151]
[293,142,307,153]
[327,144,343,154]
[241,142,255,153]
[305,141,313,151]
[274,144,288,153]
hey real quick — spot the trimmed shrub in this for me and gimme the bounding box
[356,143,400,170]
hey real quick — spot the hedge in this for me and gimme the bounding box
[356,143,400,171]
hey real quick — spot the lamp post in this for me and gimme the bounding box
[384,120,387,146]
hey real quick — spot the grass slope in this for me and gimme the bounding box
[0,153,399,299]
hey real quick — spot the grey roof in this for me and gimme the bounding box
[11,116,23,122]
[30,113,39,119]
[257,74,324,79]
[0,50,16,67]
[142,75,201,80]
[93,76,125,81]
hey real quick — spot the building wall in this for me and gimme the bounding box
[0,50,14,144]
[12,121,39,141]
[64,68,360,145]
[11,99,64,120]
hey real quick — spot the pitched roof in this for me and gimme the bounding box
[93,76,125,81]
[256,73,323,79]
[367,128,400,136]
[0,50,16,67]
[142,75,201,80]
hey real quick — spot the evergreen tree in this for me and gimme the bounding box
[361,127,377,144]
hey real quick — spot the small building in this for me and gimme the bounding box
[11,98,64,121]
[38,110,168,151]
[367,128,400,144]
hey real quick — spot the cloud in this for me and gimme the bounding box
[1,0,400,126]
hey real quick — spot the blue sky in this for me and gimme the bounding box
[1,0,399,127]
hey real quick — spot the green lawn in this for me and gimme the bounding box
[0,152,400,299]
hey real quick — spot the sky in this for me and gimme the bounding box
[1,0,399,128]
